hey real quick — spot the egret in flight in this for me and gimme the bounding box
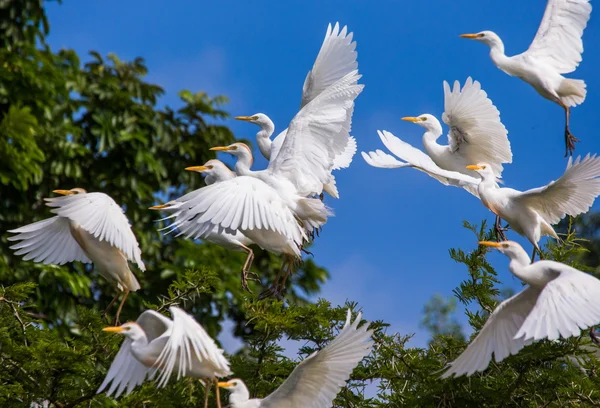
[218,309,373,408]
[98,306,231,408]
[442,240,600,378]
[235,22,359,199]
[362,77,512,238]
[460,0,592,156]
[8,188,145,324]
[151,160,259,292]
[467,154,600,261]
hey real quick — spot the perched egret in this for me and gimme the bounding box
[467,155,600,261]
[442,240,600,378]
[151,160,259,292]
[98,306,231,408]
[362,77,512,238]
[8,188,145,324]
[235,22,359,198]
[460,0,592,155]
[218,309,373,408]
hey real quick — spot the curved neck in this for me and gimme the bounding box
[507,253,537,283]
[230,387,251,407]
[234,154,254,176]
[256,122,275,160]
[129,334,151,364]
[422,130,444,158]
[488,40,512,72]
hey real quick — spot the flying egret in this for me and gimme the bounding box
[442,240,600,378]
[8,188,145,324]
[98,306,231,408]
[362,77,512,238]
[460,0,592,156]
[467,154,600,261]
[234,22,359,198]
[218,309,373,408]
[150,160,259,292]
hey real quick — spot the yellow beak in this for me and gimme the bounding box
[185,166,209,172]
[460,33,480,39]
[102,326,125,333]
[478,241,502,248]
[466,165,482,171]
[218,382,232,388]
[53,189,74,195]
[401,116,423,123]
[210,146,233,151]
[235,115,258,122]
[149,203,170,210]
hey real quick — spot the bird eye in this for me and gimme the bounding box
[207,165,213,169]
[479,33,485,37]
[502,243,510,248]
[421,117,427,121]
[232,146,238,150]
[482,165,487,169]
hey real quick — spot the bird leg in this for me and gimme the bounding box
[494,215,509,241]
[259,256,292,300]
[214,378,222,408]
[202,379,211,408]
[113,289,130,326]
[240,245,259,293]
[530,246,544,264]
[561,103,579,157]
[102,294,120,323]
[301,247,314,257]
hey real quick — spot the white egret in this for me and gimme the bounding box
[150,160,259,291]
[442,240,600,378]
[467,154,600,261]
[218,309,373,408]
[460,0,592,156]
[98,306,231,408]
[234,22,359,199]
[362,77,512,238]
[8,188,145,323]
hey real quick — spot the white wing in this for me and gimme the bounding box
[44,192,145,271]
[518,0,592,73]
[301,22,358,109]
[442,77,511,177]
[269,71,363,196]
[162,177,305,247]
[514,154,600,224]
[333,136,357,170]
[364,130,480,196]
[442,287,539,378]
[261,310,373,408]
[515,261,600,341]
[97,310,169,398]
[154,307,231,387]
[8,216,91,265]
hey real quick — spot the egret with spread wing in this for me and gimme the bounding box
[467,154,600,261]
[218,309,372,408]
[460,0,592,155]
[8,188,145,324]
[442,240,600,378]
[98,306,231,408]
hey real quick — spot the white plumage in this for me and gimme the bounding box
[98,306,231,408]
[8,188,144,322]
[461,0,592,155]
[442,240,600,378]
[219,310,373,408]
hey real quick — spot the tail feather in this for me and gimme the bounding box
[560,79,586,107]
[297,198,333,230]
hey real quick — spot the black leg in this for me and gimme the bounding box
[494,215,508,241]
[563,105,579,157]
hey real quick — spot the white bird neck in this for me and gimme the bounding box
[234,153,254,176]
[256,122,275,160]
[487,40,515,74]
[129,333,153,366]
[507,255,544,286]
[421,129,445,160]
[229,386,251,407]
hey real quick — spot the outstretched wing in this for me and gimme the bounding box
[516,261,600,341]
[8,216,91,265]
[442,288,539,378]
[514,154,600,224]
[363,130,480,196]
[518,0,592,73]
[161,176,305,247]
[261,310,373,408]
[44,192,145,271]
[333,136,357,170]
[269,71,363,196]
[154,307,231,387]
[301,22,358,109]
[442,77,511,177]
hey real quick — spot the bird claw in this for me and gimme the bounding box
[564,128,579,157]
[241,271,261,294]
[258,285,285,300]
[301,247,314,257]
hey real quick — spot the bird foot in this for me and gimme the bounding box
[494,224,510,242]
[301,247,314,257]
[564,128,579,157]
[258,285,285,301]
[241,270,261,293]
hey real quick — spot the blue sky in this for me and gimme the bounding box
[46,0,600,348]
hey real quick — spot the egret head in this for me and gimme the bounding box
[466,162,495,179]
[479,241,529,261]
[185,159,235,183]
[235,113,274,131]
[53,187,87,195]
[401,114,442,134]
[460,31,502,47]
[210,142,253,161]
[103,322,145,341]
